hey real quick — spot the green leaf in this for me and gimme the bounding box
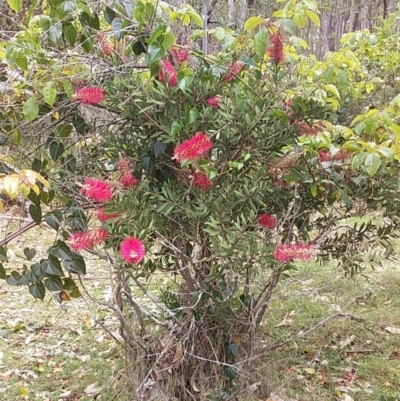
[44,210,63,231]
[49,141,64,161]
[48,240,72,260]
[49,19,63,44]
[142,154,156,174]
[64,24,77,47]
[187,11,203,27]
[104,6,116,24]
[42,256,63,276]
[61,0,77,13]
[0,246,8,261]
[111,18,122,39]
[29,282,45,300]
[152,141,167,157]
[29,204,42,224]
[6,271,21,286]
[44,277,63,291]
[254,27,269,58]
[23,97,39,122]
[24,248,36,261]
[119,0,134,16]
[129,40,146,55]
[72,115,86,135]
[161,31,174,51]
[305,10,320,26]
[364,153,381,176]
[42,82,57,106]
[243,16,265,31]
[280,18,299,36]
[147,43,165,65]
[65,155,77,172]
[223,365,238,379]
[31,262,46,277]
[7,0,22,12]
[324,84,340,99]
[178,72,194,91]
[13,128,21,145]
[63,253,86,274]
[15,56,28,70]
[185,106,198,125]
[226,342,239,359]
[171,120,182,136]
[62,277,77,290]
[0,264,5,280]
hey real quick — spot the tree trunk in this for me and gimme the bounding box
[237,0,247,29]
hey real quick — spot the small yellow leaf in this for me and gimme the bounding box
[53,111,60,120]
[24,169,37,186]
[34,171,50,187]
[20,386,29,396]
[3,176,20,200]
[0,201,3,212]
[19,183,30,198]
[31,184,40,195]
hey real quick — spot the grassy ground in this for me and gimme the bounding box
[1,214,400,401]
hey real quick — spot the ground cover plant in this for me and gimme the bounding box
[2,0,400,399]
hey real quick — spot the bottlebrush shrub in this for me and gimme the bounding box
[1,8,400,401]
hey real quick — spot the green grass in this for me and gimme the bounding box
[255,262,400,401]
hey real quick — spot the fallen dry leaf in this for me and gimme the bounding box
[383,326,400,335]
[84,382,101,397]
[267,393,285,401]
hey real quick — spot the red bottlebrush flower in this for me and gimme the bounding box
[318,150,330,162]
[193,172,212,189]
[273,243,314,263]
[96,32,113,56]
[116,158,131,174]
[73,87,105,105]
[268,32,284,63]
[225,61,244,82]
[319,149,350,163]
[295,119,323,136]
[158,59,177,87]
[206,95,221,108]
[120,172,139,188]
[173,132,213,163]
[96,207,120,222]
[170,48,190,64]
[81,178,113,202]
[120,237,146,264]
[258,214,277,229]
[68,228,109,251]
